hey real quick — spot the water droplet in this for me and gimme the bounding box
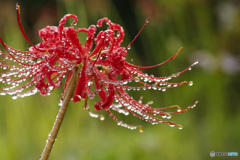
[12,95,17,100]
[188,81,193,86]
[162,115,167,118]
[99,115,105,121]
[194,60,199,65]
[123,81,128,85]
[117,122,122,126]
[188,67,192,71]
[59,100,63,106]
[89,112,99,118]
[138,126,144,133]
[166,115,171,119]
[169,124,175,127]
[89,94,95,99]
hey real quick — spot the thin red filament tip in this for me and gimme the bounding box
[16,3,20,14]
[173,47,183,59]
[16,3,44,51]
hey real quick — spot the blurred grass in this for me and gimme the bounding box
[1,0,240,159]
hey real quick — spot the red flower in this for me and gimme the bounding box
[0,4,198,131]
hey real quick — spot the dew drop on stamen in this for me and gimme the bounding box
[123,81,128,85]
[166,115,171,119]
[188,81,193,86]
[6,77,11,82]
[89,94,95,99]
[162,115,167,118]
[12,95,17,100]
[194,60,199,65]
[99,115,105,121]
[138,127,144,133]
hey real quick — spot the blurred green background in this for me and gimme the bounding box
[0,0,240,159]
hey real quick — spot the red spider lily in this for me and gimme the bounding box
[0,4,198,131]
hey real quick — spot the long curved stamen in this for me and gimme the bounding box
[16,4,44,52]
[89,48,102,72]
[125,17,150,51]
[126,47,183,69]
[0,38,39,66]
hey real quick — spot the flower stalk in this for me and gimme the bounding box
[40,66,79,160]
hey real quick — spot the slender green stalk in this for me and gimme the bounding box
[40,66,79,160]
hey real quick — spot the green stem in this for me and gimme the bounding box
[40,66,79,160]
